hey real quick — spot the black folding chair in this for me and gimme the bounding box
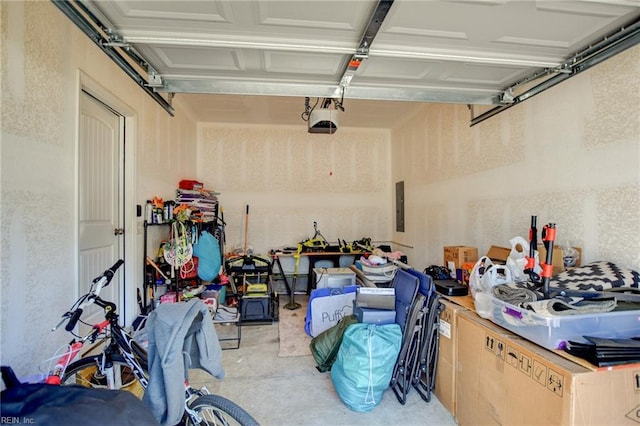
[390,292,427,404]
[411,291,444,402]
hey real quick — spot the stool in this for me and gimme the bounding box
[212,306,241,350]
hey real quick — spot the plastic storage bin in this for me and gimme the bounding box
[313,267,356,289]
[489,295,640,350]
[240,295,272,321]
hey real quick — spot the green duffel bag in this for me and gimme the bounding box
[310,315,359,372]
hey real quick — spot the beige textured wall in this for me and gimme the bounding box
[197,124,392,254]
[392,45,640,272]
[0,2,196,377]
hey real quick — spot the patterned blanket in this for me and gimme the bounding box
[549,261,640,291]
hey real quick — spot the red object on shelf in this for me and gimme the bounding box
[179,179,203,190]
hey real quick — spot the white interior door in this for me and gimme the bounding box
[78,92,123,326]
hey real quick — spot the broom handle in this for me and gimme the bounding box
[244,205,249,253]
[146,257,169,280]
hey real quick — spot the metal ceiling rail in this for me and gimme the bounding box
[121,33,559,69]
[470,19,640,127]
[338,0,394,91]
[51,0,175,116]
[160,78,496,105]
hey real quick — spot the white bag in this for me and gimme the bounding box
[468,256,493,298]
[470,257,513,319]
[481,264,512,289]
[506,236,541,281]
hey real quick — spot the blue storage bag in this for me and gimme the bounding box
[330,322,402,412]
[192,231,222,281]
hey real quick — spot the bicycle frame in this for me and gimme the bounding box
[51,293,212,424]
[45,260,257,426]
[47,296,148,390]
[90,298,149,390]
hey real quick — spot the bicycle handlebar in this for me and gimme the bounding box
[64,308,84,332]
[97,259,124,284]
[58,260,124,332]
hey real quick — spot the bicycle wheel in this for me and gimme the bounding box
[186,394,259,426]
[61,354,146,399]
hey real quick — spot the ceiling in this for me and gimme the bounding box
[76,0,640,128]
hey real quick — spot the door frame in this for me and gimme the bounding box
[76,71,138,325]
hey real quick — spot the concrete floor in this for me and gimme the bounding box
[190,319,458,426]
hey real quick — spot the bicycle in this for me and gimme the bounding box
[46,259,259,426]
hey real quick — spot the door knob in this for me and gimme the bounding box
[114,228,124,235]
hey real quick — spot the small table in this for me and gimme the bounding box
[272,251,363,298]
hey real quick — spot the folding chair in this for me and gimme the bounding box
[411,290,444,402]
[391,269,420,333]
[389,267,427,404]
[390,292,426,404]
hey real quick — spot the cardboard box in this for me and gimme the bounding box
[455,310,640,425]
[486,245,510,264]
[537,245,582,270]
[444,246,478,271]
[434,298,469,415]
[537,244,565,275]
